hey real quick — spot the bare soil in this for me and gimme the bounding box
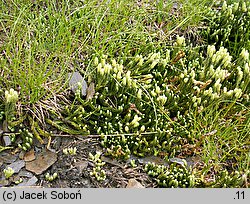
[0,136,156,188]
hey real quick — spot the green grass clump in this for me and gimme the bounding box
[208,169,249,187]
[202,0,250,57]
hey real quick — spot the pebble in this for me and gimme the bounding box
[126,179,144,188]
[25,150,57,175]
[17,176,38,186]
[0,152,18,164]
[6,160,25,173]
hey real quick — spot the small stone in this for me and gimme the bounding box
[7,160,25,173]
[25,150,57,175]
[74,161,88,173]
[126,179,144,188]
[169,157,187,167]
[19,151,25,160]
[0,152,18,164]
[137,156,168,166]
[68,72,88,96]
[17,176,38,186]
[18,170,34,178]
[2,136,12,146]
[24,149,36,162]
[0,178,10,187]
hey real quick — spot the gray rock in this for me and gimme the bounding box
[68,72,88,96]
[169,157,187,167]
[18,170,34,178]
[2,136,12,146]
[17,176,38,186]
[126,179,144,188]
[7,160,25,173]
[25,150,57,175]
[0,152,18,164]
[74,161,88,173]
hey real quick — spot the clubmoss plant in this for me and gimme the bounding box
[202,0,250,57]
[89,152,106,181]
[4,88,19,131]
[63,147,77,155]
[144,161,196,188]
[3,167,15,179]
[17,129,33,151]
[42,35,249,167]
[207,169,249,188]
[130,159,137,168]
[45,172,58,182]
[14,178,23,184]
